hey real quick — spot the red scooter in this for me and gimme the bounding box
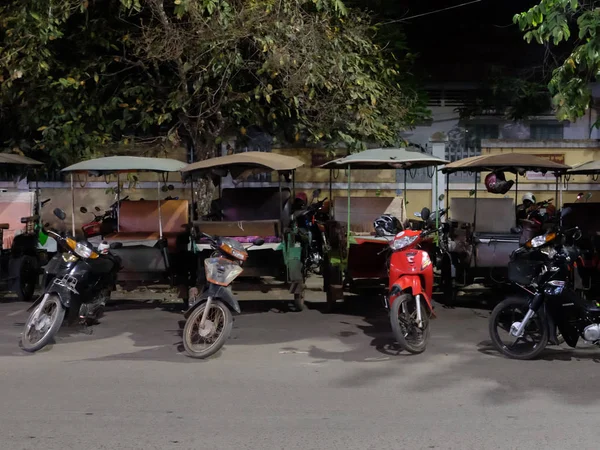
[388,207,440,354]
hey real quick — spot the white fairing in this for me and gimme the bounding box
[583,324,600,342]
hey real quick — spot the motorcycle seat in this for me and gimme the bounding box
[0,223,9,230]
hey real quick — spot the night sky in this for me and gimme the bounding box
[364,0,548,82]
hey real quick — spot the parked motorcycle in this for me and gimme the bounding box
[20,208,122,353]
[81,196,129,239]
[183,231,264,359]
[10,196,56,302]
[293,189,329,275]
[488,208,600,360]
[388,208,442,354]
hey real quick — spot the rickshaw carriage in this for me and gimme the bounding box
[561,160,600,294]
[320,148,448,310]
[180,152,307,310]
[440,152,570,301]
[60,156,192,298]
[0,153,51,302]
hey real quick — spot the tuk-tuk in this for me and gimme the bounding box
[180,151,308,310]
[561,160,600,295]
[320,148,448,310]
[60,156,192,301]
[1,153,54,301]
[440,152,571,301]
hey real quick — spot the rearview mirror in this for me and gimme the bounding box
[168,184,174,191]
[253,238,265,247]
[438,194,445,201]
[53,208,67,221]
[312,189,321,200]
[80,207,88,214]
[95,206,101,212]
[161,185,168,192]
[420,207,431,222]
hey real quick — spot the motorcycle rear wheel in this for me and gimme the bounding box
[183,299,232,359]
[489,297,548,360]
[390,294,430,354]
[20,295,65,352]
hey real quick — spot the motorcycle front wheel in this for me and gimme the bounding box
[183,299,233,359]
[390,294,430,354]
[20,295,65,352]
[489,297,548,360]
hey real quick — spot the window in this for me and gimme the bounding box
[444,124,499,182]
[530,124,563,140]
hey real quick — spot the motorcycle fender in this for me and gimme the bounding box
[391,276,434,314]
[26,286,72,312]
[184,284,240,318]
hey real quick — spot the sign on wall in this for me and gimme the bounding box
[526,154,565,180]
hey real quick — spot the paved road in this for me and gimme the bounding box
[1,289,600,450]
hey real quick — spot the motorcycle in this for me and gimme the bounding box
[387,208,442,354]
[182,231,264,359]
[81,196,129,239]
[20,208,122,353]
[293,189,329,275]
[488,208,600,360]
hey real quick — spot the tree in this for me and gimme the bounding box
[514,0,600,123]
[0,0,428,169]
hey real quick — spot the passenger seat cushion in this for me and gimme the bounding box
[118,200,189,233]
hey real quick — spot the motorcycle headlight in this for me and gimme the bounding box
[390,235,418,251]
[74,242,99,259]
[527,232,556,249]
[205,257,243,286]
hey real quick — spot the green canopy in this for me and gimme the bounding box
[320,148,448,170]
[568,160,600,175]
[61,156,187,174]
[0,153,43,166]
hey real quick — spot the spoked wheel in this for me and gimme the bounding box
[390,293,431,354]
[183,299,233,359]
[20,295,65,353]
[489,297,548,360]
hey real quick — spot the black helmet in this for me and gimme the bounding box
[374,214,401,237]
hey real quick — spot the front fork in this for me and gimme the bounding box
[398,294,424,329]
[511,292,544,338]
[199,296,213,328]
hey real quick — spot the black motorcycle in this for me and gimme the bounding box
[20,208,122,353]
[489,211,600,360]
[293,190,329,275]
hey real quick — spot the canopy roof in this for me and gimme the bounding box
[61,156,187,174]
[181,151,304,178]
[567,160,600,175]
[320,148,448,170]
[0,153,43,166]
[441,153,571,174]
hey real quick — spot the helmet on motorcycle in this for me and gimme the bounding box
[522,192,536,205]
[374,214,401,237]
[295,192,307,203]
[484,171,514,195]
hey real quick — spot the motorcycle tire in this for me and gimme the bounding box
[20,295,65,353]
[390,294,430,354]
[182,299,233,359]
[489,297,548,360]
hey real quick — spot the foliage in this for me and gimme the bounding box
[458,67,552,120]
[0,0,427,169]
[514,0,600,122]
